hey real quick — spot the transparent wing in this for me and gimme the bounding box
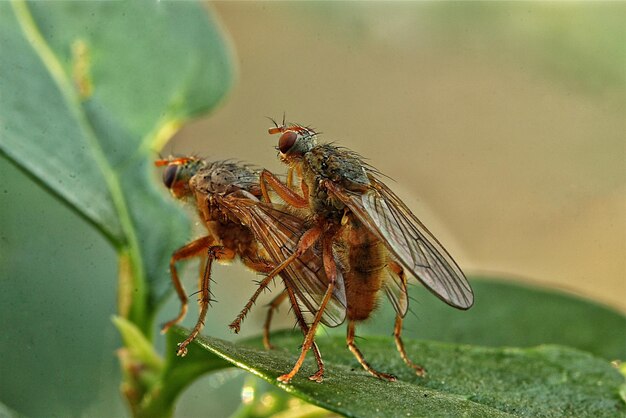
[325,177,473,309]
[382,265,409,317]
[222,196,347,327]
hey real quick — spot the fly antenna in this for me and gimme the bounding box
[266,116,279,128]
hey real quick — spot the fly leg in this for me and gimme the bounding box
[241,256,274,275]
[393,316,426,377]
[286,167,295,188]
[389,261,426,377]
[285,165,304,189]
[346,320,396,381]
[176,246,225,357]
[277,234,336,384]
[240,256,286,349]
[249,169,327,382]
[161,236,215,334]
[259,169,309,207]
[244,255,325,377]
[262,290,288,350]
[229,226,322,333]
[284,285,325,382]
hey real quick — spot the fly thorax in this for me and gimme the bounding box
[191,165,240,195]
[308,183,343,224]
[210,167,239,194]
[307,145,371,192]
[333,158,370,192]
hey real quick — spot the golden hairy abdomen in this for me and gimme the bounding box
[343,221,386,321]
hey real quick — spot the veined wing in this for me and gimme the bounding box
[325,178,473,310]
[382,263,409,317]
[222,196,347,327]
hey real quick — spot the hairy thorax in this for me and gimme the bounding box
[302,145,371,224]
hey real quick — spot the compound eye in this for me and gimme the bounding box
[278,131,297,154]
[162,164,178,189]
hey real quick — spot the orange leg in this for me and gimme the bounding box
[347,320,396,381]
[393,316,426,377]
[175,246,224,357]
[258,272,325,379]
[161,236,215,334]
[255,168,327,382]
[229,226,322,333]
[241,257,274,276]
[239,252,323,372]
[263,290,288,350]
[389,261,426,377]
[283,285,325,382]
[248,255,325,378]
[277,234,336,384]
[240,255,287,349]
[286,167,295,189]
[260,169,309,207]
[287,165,305,190]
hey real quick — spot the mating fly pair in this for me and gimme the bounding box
[157,121,473,384]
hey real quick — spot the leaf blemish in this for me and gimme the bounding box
[71,39,93,99]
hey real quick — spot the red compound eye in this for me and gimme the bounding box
[162,164,178,189]
[278,131,297,154]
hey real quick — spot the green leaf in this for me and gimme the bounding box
[133,323,231,418]
[0,402,27,418]
[174,328,626,418]
[347,277,626,361]
[0,0,234,331]
[231,376,333,418]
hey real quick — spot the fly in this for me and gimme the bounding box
[156,156,331,378]
[232,121,473,383]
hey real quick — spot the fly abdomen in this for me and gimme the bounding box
[213,221,256,259]
[343,219,386,321]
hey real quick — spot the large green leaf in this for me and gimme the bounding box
[0,0,234,330]
[0,402,26,418]
[172,328,626,418]
[344,277,626,361]
[157,279,625,416]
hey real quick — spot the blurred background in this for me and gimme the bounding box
[1,2,624,417]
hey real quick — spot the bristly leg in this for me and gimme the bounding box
[277,234,336,384]
[347,320,396,381]
[161,236,215,335]
[175,246,222,357]
[284,285,325,382]
[229,226,322,333]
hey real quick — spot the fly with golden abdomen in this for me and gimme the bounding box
[233,121,473,383]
